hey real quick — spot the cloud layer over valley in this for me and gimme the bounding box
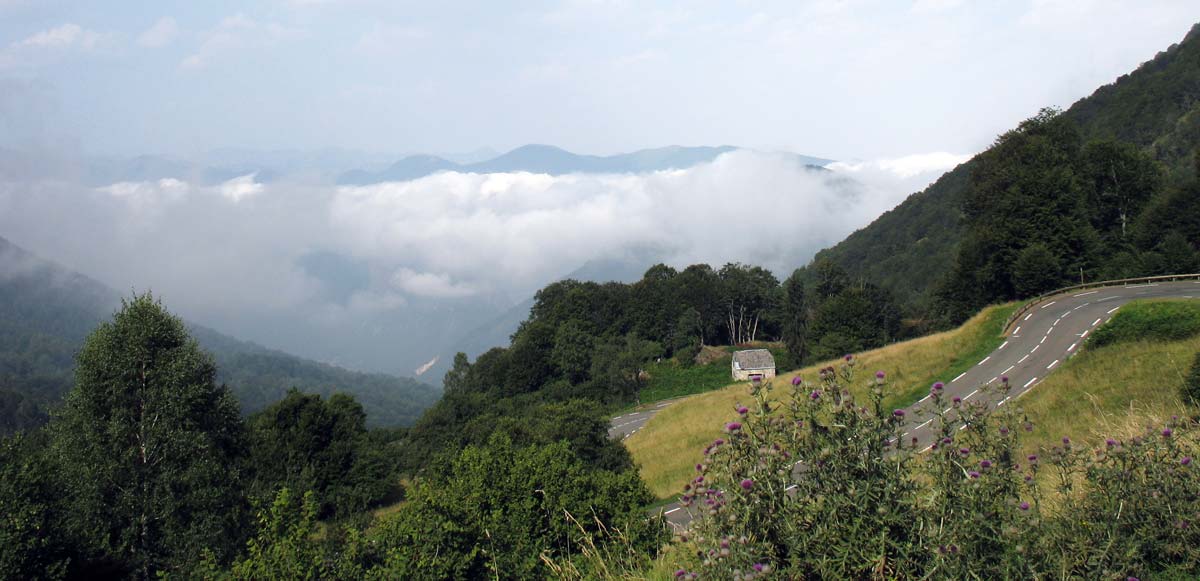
[0,148,962,375]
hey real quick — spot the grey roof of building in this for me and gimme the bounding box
[732,349,775,370]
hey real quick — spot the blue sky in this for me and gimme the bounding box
[2,1,1198,159]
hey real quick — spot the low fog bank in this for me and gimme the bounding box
[0,148,966,377]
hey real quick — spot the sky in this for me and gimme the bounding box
[1,1,1199,374]
[0,0,1197,160]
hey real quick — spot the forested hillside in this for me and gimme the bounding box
[808,22,1200,323]
[0,236,439,433]
[398,260,902,470]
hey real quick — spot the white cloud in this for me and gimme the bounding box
[391,268,478,298]
[0,22,104,67]
[219,174,264,202]
[16,23,100,50]
[182,14,303,69]
[828,151,971,179]
[138,17,178,48]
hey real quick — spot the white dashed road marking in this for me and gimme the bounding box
[1107,307,1120,314]
[1047,359,1059,370]
[952,372,966,382]
[1041,301,1057,309]
[1074,290,1098,297]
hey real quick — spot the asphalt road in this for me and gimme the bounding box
[622,280,1200,529]
[608,399,679,440]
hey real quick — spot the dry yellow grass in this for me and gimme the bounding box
[626,303,1018,499]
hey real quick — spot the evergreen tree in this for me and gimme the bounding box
[781,270,809,365]
[51,293,248,578]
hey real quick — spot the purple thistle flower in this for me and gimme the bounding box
[1106,438,1117,447]
[1128,578,1140,581]
[876,370,886,379]
[959,447,970,457]
[753,563,765,572]
[1027,454,1038,462]
[1019,501,1030,511]
[999,426,1010,436]
[810,390,821,400]
[932,382,945,391]
[675,569,687,578]
[737,406,749,415]
[942,437,953,444]
[893,409,906,418]
[725,422,742,433]
[952,396,962,404]
[1062,436,1071,445]
[696,463,703,472]
[1163,428,1173,438]
[844,354,853,362]
[1183,457,1193,466]
[740,478,754,490]
[714,438,725,446]
[1000,375,1009,383]
[980,459,993,469]
[791,375,802,386]
[968,470,980,479]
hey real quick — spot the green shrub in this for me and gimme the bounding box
[1089,300,1200,348]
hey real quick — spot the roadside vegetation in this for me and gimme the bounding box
[627,302,1017,499]
[1018,299,1200,451]
[612,361,1200,579]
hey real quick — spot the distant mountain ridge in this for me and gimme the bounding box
[336,144,835,185]
[0,235,441,432]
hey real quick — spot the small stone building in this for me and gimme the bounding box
[731,349,776,382]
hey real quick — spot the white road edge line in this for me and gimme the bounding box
[1081,330,1089,338]
[1032,344,1040,353]
[1074,290,1098,297]
[1002,365,1014,374]
[1047,359,1059,370]
[964,388,980,400]
[978,356,991,365]
[1041,301,1057,309]
[1014,326,1022,335]
[1018,354,1030,363]
[999,340,1009,349]
[918,394,932,403]
[952,372,967,382]
[1107,307,1119,314]
[1097,296,1119,302]
[665,507,681,514]
[1023,377,1038,388]
[1024,313,1033,321]
[1092,318,1102,326]
[916,419,932,429]
[998,396,1011,407]
[1068,342,1077,351]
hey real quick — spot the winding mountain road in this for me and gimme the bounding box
[618,279,1200,528]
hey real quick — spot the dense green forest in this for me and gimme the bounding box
[0,295,660,579]
[398,260,902,471]
[0,236,440,434]
[808,22,1200,326]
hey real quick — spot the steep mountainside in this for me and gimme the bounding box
[0,236,440,432]
[808,22,1200,314]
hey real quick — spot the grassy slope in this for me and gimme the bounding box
[1019,299,1200,450]
[626,302,1018,499]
